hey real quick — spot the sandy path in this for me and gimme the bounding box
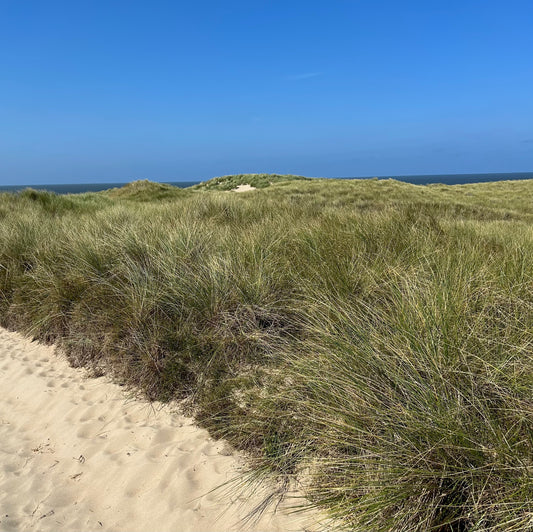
[0,328,320,532]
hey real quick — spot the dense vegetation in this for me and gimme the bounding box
[1,175,532,531]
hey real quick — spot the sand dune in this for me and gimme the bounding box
[0,328,320,532]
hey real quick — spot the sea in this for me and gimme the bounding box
[1,172,532,194]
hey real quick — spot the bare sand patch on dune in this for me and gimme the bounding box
[0,328,321,532]
[231,185,256,193]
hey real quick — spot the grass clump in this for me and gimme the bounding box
[106,179,184,201]
[1,178,533,531]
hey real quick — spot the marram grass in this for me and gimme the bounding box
[1,176,532,531]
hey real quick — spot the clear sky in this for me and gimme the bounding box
[1,1,532,185]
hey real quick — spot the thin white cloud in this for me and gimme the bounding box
[287,72,322,81]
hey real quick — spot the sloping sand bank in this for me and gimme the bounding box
[0,328,320,532]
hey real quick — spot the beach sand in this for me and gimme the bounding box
[0,328,320,532]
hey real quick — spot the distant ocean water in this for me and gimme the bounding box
[1,173,532,194]
[0,181,200,194]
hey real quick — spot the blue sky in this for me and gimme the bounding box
[1,0,532,185]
